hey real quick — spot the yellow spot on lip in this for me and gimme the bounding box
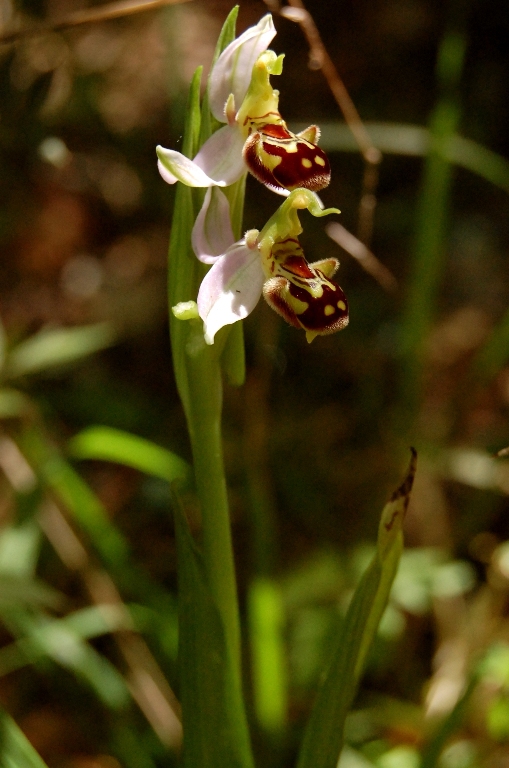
[324,304,335,316]
[337,300,346,311]
[287,293,309,314]
[315,155,326,167]
[301,158,312,169]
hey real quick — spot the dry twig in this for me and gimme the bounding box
[266,0,382,246]
[0,0,191,45]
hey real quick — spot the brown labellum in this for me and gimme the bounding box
[263,255,349,343]
[243,123,331,195]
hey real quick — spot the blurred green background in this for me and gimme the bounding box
[2,0,509,766]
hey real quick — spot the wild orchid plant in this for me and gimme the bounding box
[158,8,415,768]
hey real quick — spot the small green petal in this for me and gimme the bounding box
[172,301,200,320]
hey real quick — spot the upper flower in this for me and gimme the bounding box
[193,187,348,344]
[157,15,276,190]
[156,15,330,196]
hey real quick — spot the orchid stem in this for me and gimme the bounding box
[185,328,241,669]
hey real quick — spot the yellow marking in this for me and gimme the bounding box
[301,158,312,169]
[259,146,282,171]
[337,300,346,311]
[287,292,309,315]
[306,330,319,343]
[315,155,326,167]
[324,305,335,316]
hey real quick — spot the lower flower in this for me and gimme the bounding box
[192,188,349,344]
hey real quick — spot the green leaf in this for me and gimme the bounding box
[296,451,417,768]
[68,426,191,485]
[168,67,203,418]
[4,323,115,380]
[199,5,239,144]
[0,707,49,768]
[172,489,254,768]
[211,5,239,66]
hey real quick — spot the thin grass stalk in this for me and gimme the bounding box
[399,0,470,420]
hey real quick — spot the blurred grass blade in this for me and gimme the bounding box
[446,135,509,194]
[0,707,49,767]
[0,576,61,611]
[172,487,254,768]
[0,613,130,708]
[469,307,509,381]
[399,9,469,413]
[420,673,477,768]
[248,577,287,733]
[0,389,33,419]
[296,451,417,768]
[16,426,129,568]
[4,323,115,380]
[69,425,191,484]
[0,521,41,578]
[0,316,5,372]
[307,122,509,194]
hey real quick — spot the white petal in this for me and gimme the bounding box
[192,188,235,264]
[197,241,264,344]
[156,146,225,187]
[193,125,246,186]
[209,14,277,122]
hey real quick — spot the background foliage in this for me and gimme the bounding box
[1,0,509,766]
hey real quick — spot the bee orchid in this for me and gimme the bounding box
[157,15,330,196]
[193,188,348,344]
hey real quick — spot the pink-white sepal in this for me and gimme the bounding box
[209,14,276,122]
[197,236,264,344]
[157,124,245,188]
[192,187,235,264]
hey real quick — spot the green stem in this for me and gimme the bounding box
[185,326,241,668]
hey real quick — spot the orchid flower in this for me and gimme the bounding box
[156,15,330,197]
[191,187,348,344]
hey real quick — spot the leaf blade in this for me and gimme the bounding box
[297,451,417,768]
[68,426,191,485]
